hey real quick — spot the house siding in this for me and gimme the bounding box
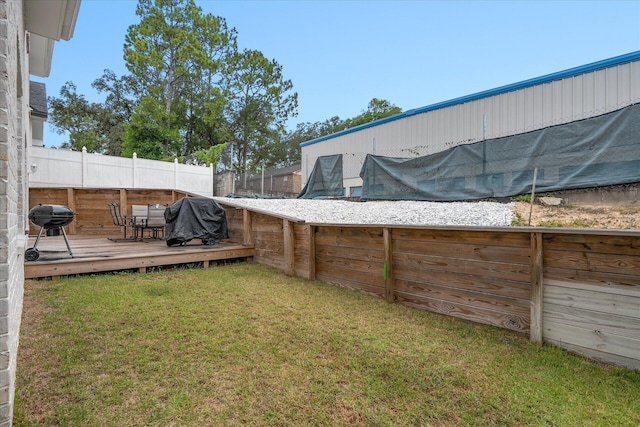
[0,0,29,424]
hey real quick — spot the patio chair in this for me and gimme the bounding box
[108,203,134,241]
[131,204,168,240]
[146,203,168,239]
[131,204,149,240]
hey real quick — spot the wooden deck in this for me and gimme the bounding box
[24,234,254,279]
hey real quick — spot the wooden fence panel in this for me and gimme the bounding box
[72,189,122,236]
[293,223,310,279]
[222,207,245,244]
[29,188,190,236]
[392,228,531,333]
[314,227,385,298]
[29,188,69,206]
[252,212,285,270]
[542,233,640,371]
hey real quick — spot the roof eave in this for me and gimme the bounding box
[25,0,81,77]
[28,34,54,77]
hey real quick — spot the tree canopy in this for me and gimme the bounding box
[122,0,237,160]
[48,81,123,154]
[268,98,402,170]
[47,0,402,172]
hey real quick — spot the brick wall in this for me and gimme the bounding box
[0,0,29,424]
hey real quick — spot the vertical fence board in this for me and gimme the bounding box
[383,227,394,303]
[66,188,77,234]
[243,209,253,246]
[119,189,127,221]
[308,225,316,280]
[530,232,543,344]
[293,223,310,279]
[283,219,295,276]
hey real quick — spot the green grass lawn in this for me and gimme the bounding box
[15,262,640,426]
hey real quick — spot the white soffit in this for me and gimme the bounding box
[25,0,81,77]
[25,0,81,41]
[28,34,53,77]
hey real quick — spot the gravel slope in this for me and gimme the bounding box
[215,198,514,227]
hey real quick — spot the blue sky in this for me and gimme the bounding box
[33,0,640,148]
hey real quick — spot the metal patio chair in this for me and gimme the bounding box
[108,203,134,241]
[131,204,168,240]
[146,203,168,239]
[131,204,149,240]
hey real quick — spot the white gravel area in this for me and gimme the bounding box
[215,197,514,227]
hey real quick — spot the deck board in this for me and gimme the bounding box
[24,235,254,279]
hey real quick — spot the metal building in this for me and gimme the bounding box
[300,51,640,196]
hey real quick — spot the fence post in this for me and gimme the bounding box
[120,189,128,217]
[308,225,316,280]
[243,209,253,247]
[66,188,76,234]
[132,153,138,189]
[283,219,295,276]
[530,232,544,344]
[174,158,179,191]
[383,227,394,303]
[210,163,214,196]
[81,147,88,187]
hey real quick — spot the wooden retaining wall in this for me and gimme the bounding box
[314,226,385,298]
[223,206,309,277]
[541,232,640,370]
[218,201,640,371]
[391,228,532,333]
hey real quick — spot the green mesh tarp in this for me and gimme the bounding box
[298,154,344,198]
[359,103,640,201]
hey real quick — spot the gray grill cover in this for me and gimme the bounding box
[164,198,228,246]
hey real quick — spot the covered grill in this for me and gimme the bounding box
[26,204,76,261]
[164,198,228,246]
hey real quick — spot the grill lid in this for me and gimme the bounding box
[28,204,76,228]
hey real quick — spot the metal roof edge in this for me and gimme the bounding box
[300,50,640,148]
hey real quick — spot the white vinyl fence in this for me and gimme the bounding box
[29,146,214,196]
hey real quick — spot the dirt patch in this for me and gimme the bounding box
[512,201,640,229]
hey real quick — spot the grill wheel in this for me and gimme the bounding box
[25,248,40,262]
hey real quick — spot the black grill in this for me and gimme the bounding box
[26,204,76,261]
[28,204,75,228]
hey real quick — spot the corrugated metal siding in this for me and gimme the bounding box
[302,59,640,186]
